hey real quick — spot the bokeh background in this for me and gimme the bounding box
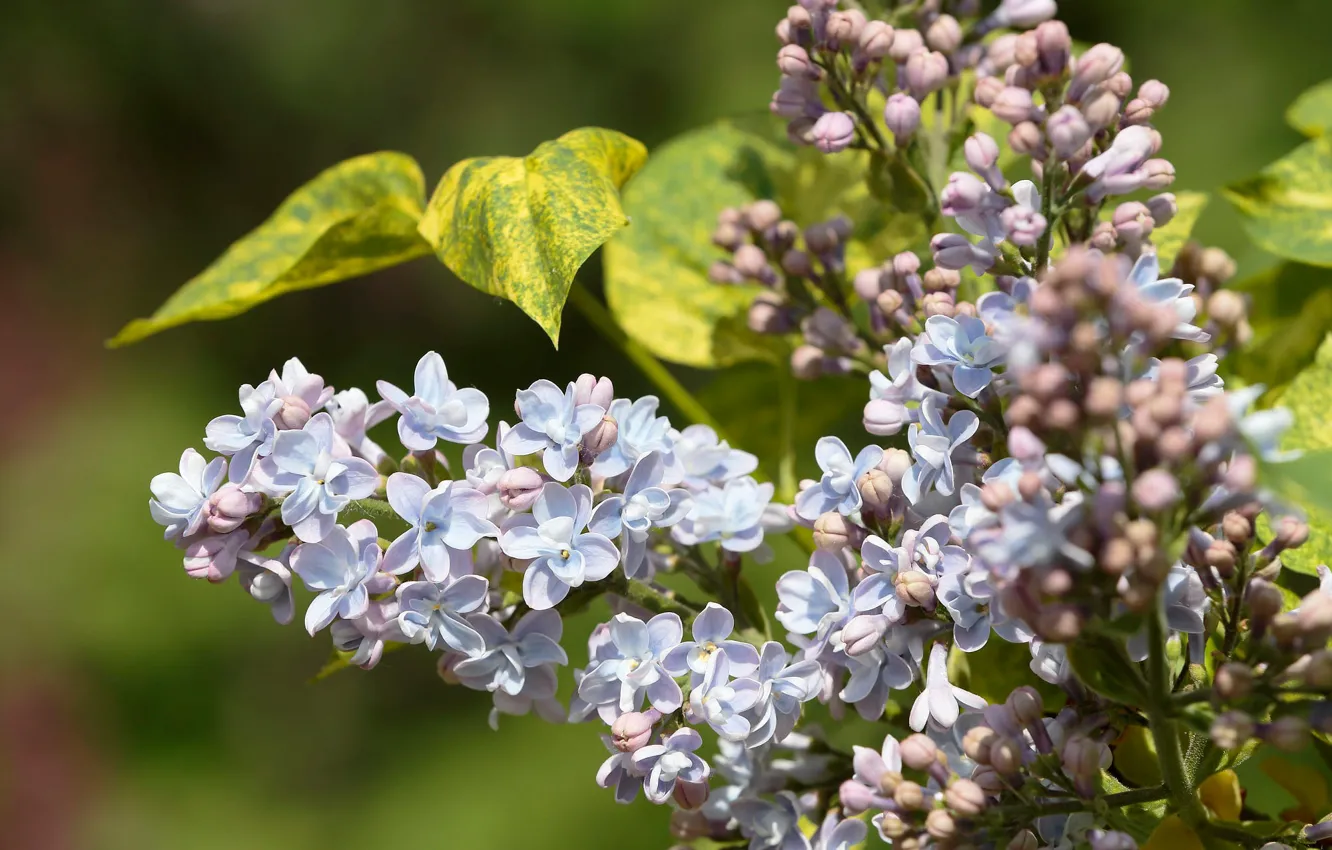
[1,1,1328,848]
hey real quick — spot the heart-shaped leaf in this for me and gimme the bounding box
[111,152,431,347]
[417,127,648,346]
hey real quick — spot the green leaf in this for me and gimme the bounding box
[604,115,926,368]
[1224,138,1332,267]
[1287,78,1332,137]
[110,152,431,347]
[1260,333,1332,576]
[417,127,648,346]
[1067,632,1148,706]
[946,638,1061,706]
[1152,191,1209,271]
[1228,263,1332,391]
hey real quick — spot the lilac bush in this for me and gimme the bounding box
[133,0,1332,847]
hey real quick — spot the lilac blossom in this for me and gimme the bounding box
[149,448,227,541]
[501,379,605,481]
[454,609,568,696]
[381,473,498,581]
[937,549,995,651]
[462,422,515,496]
[598,737,647,804]
[912,314,1007,398]
[335,597,406,670]
[977,492,1093,575]
[671,424,758,491]
[909,643,986,730]
[663,602,760,679]
[290,519,384,635]
[853,516,958,619]
[672,476,777,553]
[840,629,916,721]
[268,357,333,429]
[591,396,678,480]
[588,452,692,579]
[776,550,853,644]
[236,549,295,625]
[325,387,394,466]
[578,612,685,718]
[795,437,884,520]
[902,398,979,503]
[812,810,868,850]
[864,338,948,436]
[204,382,281,484]
[632,727,710,805]
[848,733,901,810]
[687,652,763,741]
[732,790,810,850]
[744,642,820,747]
[396,574,490,655]
[1127,565,1209,661]
[484,661,565,730]
[377,351,490,450]
[1146,354,1224,405]
[262,413,379,543]
[498,483,620,609]
[1124,252,1209,343]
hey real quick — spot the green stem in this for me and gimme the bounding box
[1145,607,1213,833]
[606,572,700,621]
[1034,157,1059,274]
[568,282,725,436]
[989,785,1171,818]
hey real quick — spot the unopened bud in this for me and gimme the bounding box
[989,736,1023,775]
[894,780,925,810]
[879,447,912,484]
[1070,43,1125,101]
[1304,650,1332,690]
[840,614,889,656]
[498,467,545,512]
[857,468,894,517]
[1215,662,1254,702]
[875,288,904,315]
[963,726,998,763]
[745,200,783,232]
[207,484,261,534]
[777,44,820,79]
[1132,468,1181,512]
[1211,710,1255,749]
[1140,159,1176,190]
[945,778,988,816]
[814,511,864,552]
[926,809,957,841]
[581,415,619,462]
[1265,716,1309,752]
[900,733,939,770]
[1007,686,1044,725]
[1008,830,1040,850]
[1274,516,1311,551]
[611,711,657,752]
[1207,290,1246,329]
[895,570,937,610]
[1008,121,1046,158]
[573,373,614,410]
[1046,105,1092,159]
[1080,86,1122,131]
[812,111,858,154]
[974,76,1005,109]
[888,28,924,63]
[825,9,867,50]
[838,779,878,815]
[791,344,825,380]
[673,779,710,810]
[905,50,950,99]
[275,395,312,430]
[926,15,962,53]
[858,20,895,60]
[992,86,1035,124]
[1246,578,1284,622]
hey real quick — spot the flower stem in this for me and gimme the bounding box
[778,366,798,504]
[567,282,726,437]
[1034,157,1059,274]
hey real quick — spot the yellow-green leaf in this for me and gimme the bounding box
[1224,138,1332,267]
[1141,815,1203,850]
[1288,78,1332,137]
[1230,263,1332,392]
[417,127,648,346]
[604,115,926,368]
[1152,191,1209,272]
[1260,333,1332,576]
[1259,756,1331,822]
[1114,726,1164,788]
[1199,769,1244,821]
[110,152,431,347]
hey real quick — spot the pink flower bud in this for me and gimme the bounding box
[895,569,937,610]
[1080,87,1122,131]
[498,467,545,512]
[1138,79,1170,108]
[770,76,821,119]
[275,395,312,430]
[990,0,1057,28]
[991,86,1034,124]
[812,111,857,153]
[853,267,887,302]
[931,233,996,273]
[1008,120,1046,159]
[1145,193,1177,227]
[1001,205,1047,247]
[857,468,894,516]
[1046,105,1090,159]
[1139,158,1176,190]
[733,244,773,281]
[708,261,744,284]
[673,779,710,810]
[611,710,658,752]
[883,92,922,140]
[858,20,895,60]
[1112,201,1154,242]
[748,293,794,334]
[813,510,864,551]
[974,76,1005,109]
[1033,21,1071,74]
[581,415,619,461]
[888,28,923,63]
[1069,43,1125,101]
[840,614,889,656]
[207,484,261,534]
[944,778,988,816]
[905,50,950,99]
[900,733,939,770]
[926,15,962,53]
[777,44,820,79]
[964,133,1005,189]
[879,447,912,483]
[1132,468,1181,512]
[863,398,909,436]
[824,9,866,50]
[791,344,825,380]
[573,373,614,409]
[1007,686,1044,725]
[940,172,989,217]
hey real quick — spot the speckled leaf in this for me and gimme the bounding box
[1288,78,1332,137]
[1152,191,1209,271]
[1224,139,1332,267]
[1230,263,1332,391]
[110,152,430,347]
[1262,333,1332,576]
[604,115,926,368]
[417,127,648,346]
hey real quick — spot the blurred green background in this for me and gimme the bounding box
[1,1,1327,847]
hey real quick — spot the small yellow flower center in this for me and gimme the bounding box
[560,548,571,559]
[424,521,438,532]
